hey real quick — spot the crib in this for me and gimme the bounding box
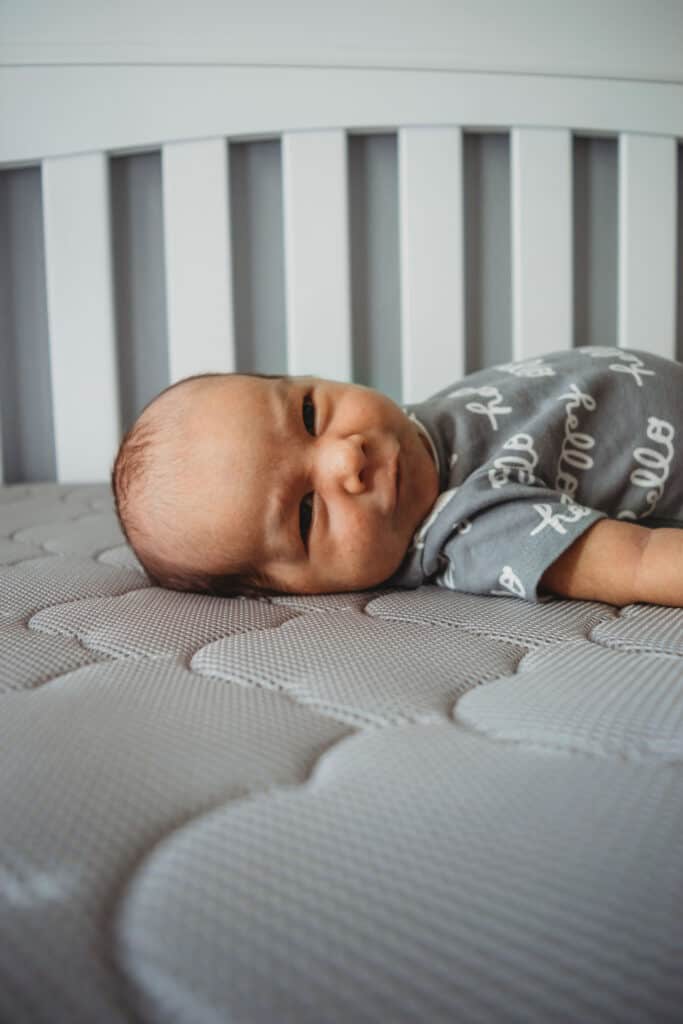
[2,4,683,1022]
[2,42,683,483]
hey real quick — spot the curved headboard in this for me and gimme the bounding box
[1,59,682,482]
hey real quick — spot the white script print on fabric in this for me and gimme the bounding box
[448,386,512,431]
[489,433,540,490]
[583,347,656,388]
[394,346,683,603]
[490,565,526,599]
[530,500,593,536]
[617,417,675,521]
[555,384,597,504]
[494,358,556,378]
[409,488,458,552]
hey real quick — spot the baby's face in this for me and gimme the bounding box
[165,374,439,593]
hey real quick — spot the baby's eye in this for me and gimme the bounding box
[302,393,316,436]
[299,492,314,546]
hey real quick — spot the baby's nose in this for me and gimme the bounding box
[325,434,367,494]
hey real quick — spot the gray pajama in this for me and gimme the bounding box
[391,346,683,602]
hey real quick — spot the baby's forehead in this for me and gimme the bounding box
[167,373,228,407]
[154,373,285,462]
[173,372,283,407]
[144,374,232,431]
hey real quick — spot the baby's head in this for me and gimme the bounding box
[112,372,439,597]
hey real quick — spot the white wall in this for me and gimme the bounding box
[1,0,682,84]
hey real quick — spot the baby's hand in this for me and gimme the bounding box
[540,519,683,607]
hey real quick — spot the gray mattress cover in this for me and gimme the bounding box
[1,482,682,1024]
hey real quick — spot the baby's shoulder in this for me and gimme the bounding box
[422,346,683,400]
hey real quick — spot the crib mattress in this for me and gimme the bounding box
[1,482,682,1023]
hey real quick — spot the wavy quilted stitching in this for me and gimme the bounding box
[14,512,127,558]
[3,482,683,1024]
[0,622,106,693]
[192,608,527,727]
[96,545,146,573]
[271,590,379,613]
[0,497,93,537]
[0,538,45,566]
[61,485,113,505]
[0,555,150,622]
[0,655,349,1023]
[116,724,683,1024]
[0,484,83,505]
[29,588,299,660]
[0,485,33,505]
[592,603,683,656]
[455,638,683,760]
[366,586,617,646]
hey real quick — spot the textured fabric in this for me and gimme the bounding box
[393,346,683,600]
[1,482,682,1024]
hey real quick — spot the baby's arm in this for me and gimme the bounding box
[540,519,683,607]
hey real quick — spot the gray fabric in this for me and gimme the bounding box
[394,346,683,600]
[1,481,683,1024]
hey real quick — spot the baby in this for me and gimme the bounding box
[111,346,683,607]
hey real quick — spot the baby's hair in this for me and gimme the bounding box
[111,371,282,599]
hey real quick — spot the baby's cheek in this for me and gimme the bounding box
[344,514,407,581]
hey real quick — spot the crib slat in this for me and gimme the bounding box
[41,153,120,482]
[398,127,465,402]
[511,129,573,360]
[618,134,677,358]
[162,139,235,381]
[282,131,352,379]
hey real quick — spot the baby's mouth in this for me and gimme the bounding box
[388,444,401,518]
[378,440,401,518]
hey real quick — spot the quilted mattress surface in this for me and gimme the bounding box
[1,482,682,1024]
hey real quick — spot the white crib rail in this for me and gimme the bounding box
[41,153,120,482]
[511,129,573,360]
[618,135,678,354]
[1,67,682,483]
[282,130,352,380]
[162,138,236,382]
[399,127,466,403]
